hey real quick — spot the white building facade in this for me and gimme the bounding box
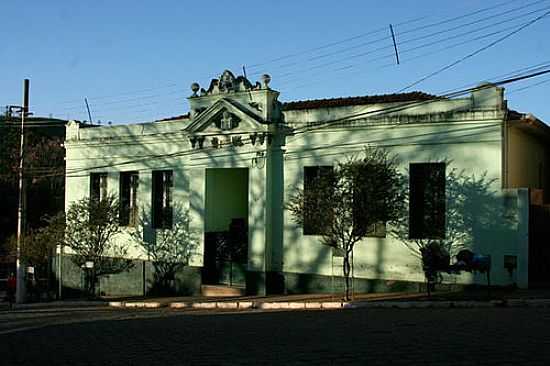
[62,70,550,296]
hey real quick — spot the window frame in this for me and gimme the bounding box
[152,170,173,229]
[90,172,108,202]
[119,171,139,227]
[303,165,334,236]
[408,162,446,240]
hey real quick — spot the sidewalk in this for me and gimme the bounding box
[4,288,550,312]
[106,287,550,311]
[0,299,106,311]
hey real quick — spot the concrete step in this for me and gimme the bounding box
[201,285,245,297]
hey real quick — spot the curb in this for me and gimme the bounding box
[346,299,550,309]
[112,301,350,310]
[108,299,550,311]
[5,301,106,310]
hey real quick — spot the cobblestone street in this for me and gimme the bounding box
[1,307,550,365]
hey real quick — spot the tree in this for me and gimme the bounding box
[131,206,198,295]
[5,222,59,269]
[287,148,406,300]
[0,123,65,250]
[42,195,133,296]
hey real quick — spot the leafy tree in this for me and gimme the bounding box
[131,206,198,295]
[38,195,133,296]
[0,123,65,250]
[287,148,406,300]
[5,223,59,269]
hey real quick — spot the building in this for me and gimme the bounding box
[62,70,550,297]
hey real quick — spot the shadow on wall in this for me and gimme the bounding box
[131,204,199,296]
[391,165,518,286]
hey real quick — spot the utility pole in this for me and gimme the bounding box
[15,79,30,304]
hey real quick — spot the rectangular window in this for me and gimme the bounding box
[152,170,173,229]
[365,222,387,238]
[303,166,334,235]
[352,166,387,238]
[119,171,139,227]
[409,163,446,239]
[90,173,107,202]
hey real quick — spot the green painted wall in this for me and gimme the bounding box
[205,168,249,232]
[63,81,542,294]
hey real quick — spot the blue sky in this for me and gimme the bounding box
[2,0,550,124]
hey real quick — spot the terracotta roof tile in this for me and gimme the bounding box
[281,92,438,111]
[155,113,190,122]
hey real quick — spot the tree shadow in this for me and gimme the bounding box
[391,164,518,289]
[131,204,199,296]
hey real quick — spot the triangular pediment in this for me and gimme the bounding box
[184,98,267,135]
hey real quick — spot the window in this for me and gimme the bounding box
[409,163,446,239]
[365,222,387,238]
[303,166,334,235]
[352,166,387,238]
[119,171,139,227]
[152,170,173,229]
[90,173,107,202]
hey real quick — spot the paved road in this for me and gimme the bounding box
[1,307,549,365]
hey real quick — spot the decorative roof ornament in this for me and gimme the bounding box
[189,69,273,97]
[220,70,235,92]
[190,82,200,97]
[261,74,271,89]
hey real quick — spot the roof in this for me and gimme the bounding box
[281,91,438,111]
[0,116,67,125]
[155,113,190,122]
[153,92,438,122]
[507,109,550,142]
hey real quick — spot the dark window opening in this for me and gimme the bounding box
[90,173,107,202]
[303,166,334,235]
[119,171,139,227]
[352,165,387,238]
[409,162,446,239]
[152,170,173,229]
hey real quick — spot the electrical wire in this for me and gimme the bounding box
[31,0,532,116]
[398,9,550,91]
[275,5,550,87]
[7,66,547,181]
[247,0,527,75]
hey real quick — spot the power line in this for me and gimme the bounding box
[12,66,547,181]
[248,0,526,73]
[6,67,549,183]
[34,1,542,121]
[398,9,550,92]
[57,89,186,112]
[289,67,550,136]
[297,0,548,65]
[248,0,535,78]
[274,4,550,87]
[29,0,537,121]
[508,76,550,93]
[276,19,548,91]
[245,16,429,71]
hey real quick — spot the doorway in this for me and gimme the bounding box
[203,168,249,286]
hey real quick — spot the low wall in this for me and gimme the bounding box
[53,255,201,298]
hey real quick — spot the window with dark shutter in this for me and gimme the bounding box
[119,171,139,227]
[352,165,387,238]
[409,163,446,239]
[303,166,334,235]
[90,173,107,202]
[152,170,173,229]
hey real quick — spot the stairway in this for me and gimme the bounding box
[201,285,245,297]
